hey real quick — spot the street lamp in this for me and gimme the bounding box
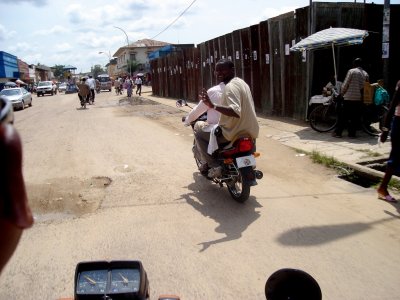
[114,26,131,77]
[99,51,112,76]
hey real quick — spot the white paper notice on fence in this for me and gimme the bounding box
[285,44,290,55]
[236,51,240,59]
[265,54,270,64]
[253,51,257,60]
[302,51,306,62]
[382,42,389,59]
[292,39,296,47]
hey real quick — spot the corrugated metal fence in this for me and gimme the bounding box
[151,3,399,121]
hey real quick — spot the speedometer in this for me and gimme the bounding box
[74,260,149,300]
[77,270,108,294]
[110,268,140,293]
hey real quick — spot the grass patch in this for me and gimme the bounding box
[308,150,400,192]
[310,150,352,176]
[356,149,382,158]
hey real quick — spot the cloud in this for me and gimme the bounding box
[260,6,299,20]
[54,43,72,53]
[0,24,17,41]
[8,42,35,53]
[2,0,47,6]
[33,25,69,36]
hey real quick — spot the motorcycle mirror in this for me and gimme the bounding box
[176,99,186,107]
[265,268,322,300]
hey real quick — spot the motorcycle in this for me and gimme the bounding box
[177,99,263,203]
[77,83,93,109]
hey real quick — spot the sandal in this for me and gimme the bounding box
[378,194,398,203]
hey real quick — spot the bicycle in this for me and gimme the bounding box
[309,95,389,136]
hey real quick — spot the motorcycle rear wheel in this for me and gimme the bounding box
[227,172,250,203]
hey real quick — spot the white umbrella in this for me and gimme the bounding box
[290,27,369,81]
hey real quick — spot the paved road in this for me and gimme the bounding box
[0,89,399,299]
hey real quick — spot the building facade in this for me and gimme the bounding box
[113,39,169,77]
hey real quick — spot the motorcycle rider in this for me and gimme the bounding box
[86,75,96,103]
[76,77,90,106]
[184,81,225,173]
[196,58,259,178]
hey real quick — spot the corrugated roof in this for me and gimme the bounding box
[129,39,169,48]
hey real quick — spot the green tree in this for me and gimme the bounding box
[52,65,65,79]
[127,60,140,75]
[91,65,105,78]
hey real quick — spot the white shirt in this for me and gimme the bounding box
[135,78,142,85]
[184,82,225,126]
[86,78,96,89]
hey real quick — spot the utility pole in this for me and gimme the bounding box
[382,0,390,90]
[114,26,132,77]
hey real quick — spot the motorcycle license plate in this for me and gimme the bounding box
[236,155,256,168]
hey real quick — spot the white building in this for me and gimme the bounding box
[113,39,169,77]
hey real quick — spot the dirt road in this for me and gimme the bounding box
[1,89,399,299]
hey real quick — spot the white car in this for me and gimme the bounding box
[36,81,56,96]
[58,82,67,92]
[0,87,33,110]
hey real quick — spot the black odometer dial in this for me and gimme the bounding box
[110,268,141,293]
[77,270,108,294]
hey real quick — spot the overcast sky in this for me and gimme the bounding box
[0,0,394,73]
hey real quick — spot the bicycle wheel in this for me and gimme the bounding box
[361,105,389,136]
[309,104,338,132]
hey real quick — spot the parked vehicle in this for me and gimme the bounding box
[36,81,56,96]
[58,82,67,92]
[0,87,32,110]
[178,100,263,203]
[65,83,78,94]
[97,74,112,92]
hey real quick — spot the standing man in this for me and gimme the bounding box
[86,75,96,103]
[333,58,369,138]
[196,58,259,177]
[0,96,34,273]
[135,76,142,96]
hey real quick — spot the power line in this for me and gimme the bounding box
[150,0,197,40]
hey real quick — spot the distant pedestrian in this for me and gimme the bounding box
[377,80,400,203]
[135,77,142,96]
[114,79,121,95]
[125,76,133,97]
[333,58,369,138]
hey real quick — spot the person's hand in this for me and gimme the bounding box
[200,88,213,108]
[380,131,389,143]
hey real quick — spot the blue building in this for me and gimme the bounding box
[0,51,19,79]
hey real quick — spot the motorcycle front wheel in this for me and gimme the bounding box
[227,171,250,203]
